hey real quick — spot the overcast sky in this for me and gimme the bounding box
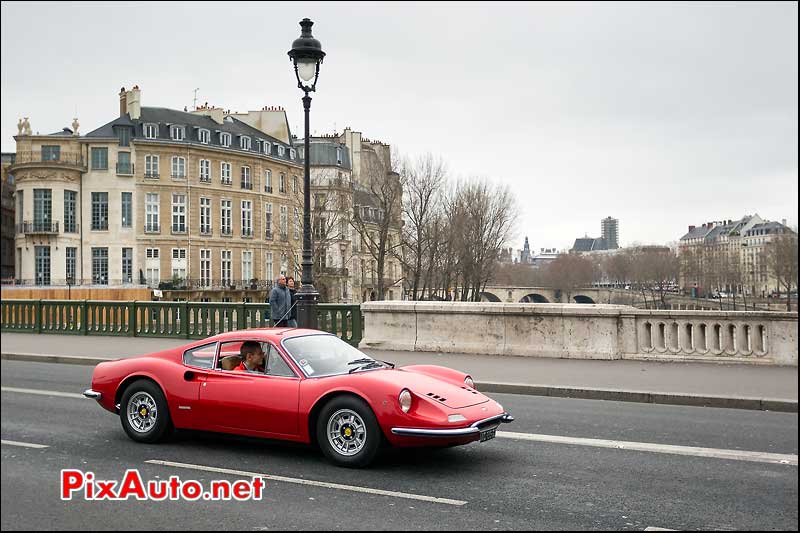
[2,1,797,251]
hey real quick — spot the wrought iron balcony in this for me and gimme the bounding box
[241,181,253,190]
[11,151,85,170]
[17,221,59,235]
[265,186,274,193]
[144,171,160,179]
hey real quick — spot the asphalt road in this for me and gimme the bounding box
[1,361,798,531]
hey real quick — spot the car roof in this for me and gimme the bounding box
[208,328,330,343]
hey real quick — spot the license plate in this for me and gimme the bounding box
[480,428,496,442]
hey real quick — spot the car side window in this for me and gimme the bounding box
[265,344,296,377]
[183,342,217,369]
[217,341,245,371]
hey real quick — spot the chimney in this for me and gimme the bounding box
[688,225,695,232]
[782,219,787,227]
[119,87,127,116]
[126,85,141,120]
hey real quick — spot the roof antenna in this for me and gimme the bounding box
[192,88,200,110]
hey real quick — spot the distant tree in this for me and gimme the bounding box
[545,254,594,302]
[766,232,799,311]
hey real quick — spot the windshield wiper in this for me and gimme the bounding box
[348,361,386,374]
[347,358,376,365]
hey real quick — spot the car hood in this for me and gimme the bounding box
[355,368,488,409]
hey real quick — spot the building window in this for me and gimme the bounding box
[117,152,132,174]
[263,141,272,155]
[17,190,23,225]
[264,170,273,193]
[199,159,211,182]
[91,192,108,230]
[42,145,61,161]
[92,248,108,285]
[170,125,185,141]
[279,173,286,193]
[220,132,231,147]
[221,250,232,285]
[241,200,252,237]
[240,166,251,189]
[35,246,50,286]
[122,247,133,283]
[221,199,232,235]
[145,155,159,178]
[91,147,108,170]
[199,197,211,235]
[280,206,288,240]
[33,189,52,231]
[292,175,298,194]
[145,248,160,287]
[63,190,77,233]
[280,252,288,277]
[289,148,296,160]
[277,145,285,157]
[145,193,159,232]
[242,250,253,282]
[200,249,211,288]
[65,247,76,284]
[265,252,273,283]
[265,203,273,239]
[171,156,186,179]
[336,147,342,165]
[172,193,186,233]
[221,162,231,185]
[293,207,300,240]
[171,248,187,279]
[198,129,210,144]
[240,136,251,150]
[121,192,132,228]
[144,123,159,139]
[118,127,131,147]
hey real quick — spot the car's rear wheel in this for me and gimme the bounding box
[316,396,381,468]
[119,379,172,443]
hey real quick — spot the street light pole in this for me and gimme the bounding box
[288,18,326,330]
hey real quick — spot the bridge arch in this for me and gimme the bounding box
[573,295,596,304]
[480,292,502,302]
[519,293,550,303]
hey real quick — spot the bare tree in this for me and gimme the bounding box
[632,248,680,309]
[544,254,594,302]
[400,153,446,300]
[766,231,799,311]
[605,251,634,288]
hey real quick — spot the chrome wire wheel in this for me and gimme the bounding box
[127,391,158,434]
[327,408,367,456]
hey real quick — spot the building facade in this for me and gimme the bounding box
[1,153,15,279]
[10,86,303,292]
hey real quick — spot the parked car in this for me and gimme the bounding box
[84,329,513,468]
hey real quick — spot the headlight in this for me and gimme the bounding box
[398,389,412,413]
[464,376,475,389]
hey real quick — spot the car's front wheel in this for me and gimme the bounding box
[119,379,172,443]
[316,396,382,468]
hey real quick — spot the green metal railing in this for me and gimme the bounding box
[0,299,364,346]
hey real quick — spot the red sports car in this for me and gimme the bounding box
[84,328,514,467]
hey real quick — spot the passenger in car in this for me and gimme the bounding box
[234,341,266,373]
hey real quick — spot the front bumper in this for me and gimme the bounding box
[83,389,102,400]
[391,412,514,438]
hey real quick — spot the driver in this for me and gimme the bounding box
[234,341,266,373]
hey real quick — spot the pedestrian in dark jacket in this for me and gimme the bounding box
[287,276,298,328]
[268,275,291,327]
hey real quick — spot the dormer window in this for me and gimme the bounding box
[240,136,251,150]
[289,149,296,160]
[170,125,185,141]
[277,145,285,157]
[144,123,159,139]
[220,132,231,147]
[263,141,272,155]
[198,129,210,144]
[336,147,342,165]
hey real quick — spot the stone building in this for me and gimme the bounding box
[1,153,16,279]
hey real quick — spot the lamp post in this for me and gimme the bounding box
[288,18,326,329]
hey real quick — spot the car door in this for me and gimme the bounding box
[198,340,300,436]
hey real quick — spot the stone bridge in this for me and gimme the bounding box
[479,286,631,305]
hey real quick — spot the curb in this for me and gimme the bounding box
[3,352,796,413]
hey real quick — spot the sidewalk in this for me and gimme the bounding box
[1,332,797,411]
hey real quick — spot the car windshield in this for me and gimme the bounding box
[282,334,383,377]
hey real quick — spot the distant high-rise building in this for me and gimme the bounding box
[601,216,619,249]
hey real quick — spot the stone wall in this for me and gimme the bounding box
[360,302,798,366]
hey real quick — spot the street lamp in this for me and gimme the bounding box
[288,18,326,329]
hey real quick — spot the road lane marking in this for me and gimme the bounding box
[1,439,49,449]
[1,386,84,399]
[145,459,467,506]
[498,431,798,466]
[645,528,676,531]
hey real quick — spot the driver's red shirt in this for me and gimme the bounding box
[234,361,265,373]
